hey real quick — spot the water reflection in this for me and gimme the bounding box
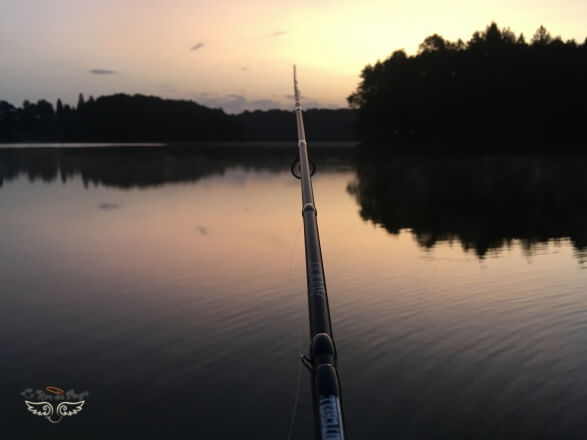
[348,152,587,261]
[2,145,587,438]
[3,146,587,264]
[0,145,355,188]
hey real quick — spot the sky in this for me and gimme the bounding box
[1,0,586,113]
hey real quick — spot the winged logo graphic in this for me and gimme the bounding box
[25,400,85,424]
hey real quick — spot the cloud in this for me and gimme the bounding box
[268,30,289,38]
[190,42,205,51]
[89,69,117,75]
[191,93,287,113]
[284,94,322,108]
[191,92,326,113]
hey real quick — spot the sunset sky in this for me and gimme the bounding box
[1,0,586,113]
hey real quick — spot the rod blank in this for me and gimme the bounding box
[293,65,345,440]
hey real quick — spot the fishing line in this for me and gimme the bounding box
[286,321,303,440]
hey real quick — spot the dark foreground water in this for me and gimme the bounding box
[1,146,587,439]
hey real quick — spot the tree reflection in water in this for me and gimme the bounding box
[348,151,587,262]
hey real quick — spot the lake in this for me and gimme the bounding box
[1,145,587,439]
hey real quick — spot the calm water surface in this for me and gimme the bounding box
[1,146,587,439]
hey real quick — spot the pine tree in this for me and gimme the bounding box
[532,25,552,46]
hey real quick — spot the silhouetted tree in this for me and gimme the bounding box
[0,101,16,141]
[419,34,448,53]
[77,93,85,110]
[532,25,552,45]
[348,22,587,147]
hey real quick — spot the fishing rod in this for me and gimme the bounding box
[291,65,346,440]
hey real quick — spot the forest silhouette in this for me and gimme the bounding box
[348,23,587,148]
[0,94,357,142]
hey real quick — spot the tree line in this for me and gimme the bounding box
[348,23,587,147]
[0,93,357,142]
